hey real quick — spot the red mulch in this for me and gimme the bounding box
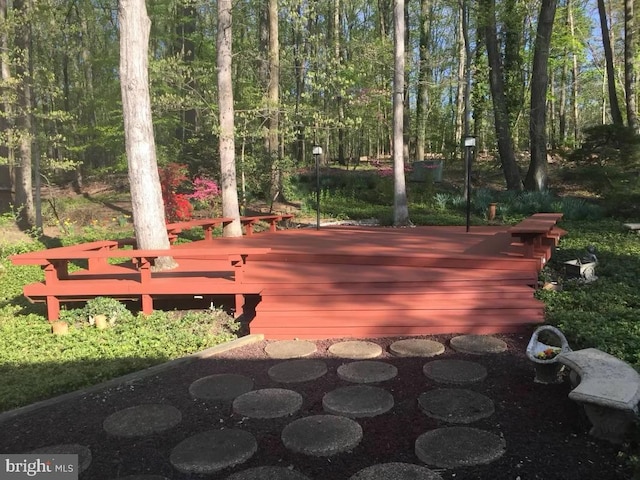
[0,334,633,479]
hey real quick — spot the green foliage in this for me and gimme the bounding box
[0,306,239,412]
[539,218,640,368]
[59,297,135,327]
[570,124,640,167]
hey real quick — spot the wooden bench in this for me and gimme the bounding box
[240,214,294,236]
[165,217,233,243]
[557,348,640,443]
[11,244,270,321]
[509,213,566,267]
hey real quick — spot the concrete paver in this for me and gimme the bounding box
[389,339,445,357]
[423,359,488,384]
[30,444,92,473]
[322,385,394,418]
[349,462,444,480]
[337,360,398,383]
[450,335,507,355]
[265,340,317,359]
[281,415,363,456]
[267,359,328,383]
[233,388,303,419]
[328,341,382,359]
[169,429,257,474]
[226,466,311,479]
[102,404,182,437]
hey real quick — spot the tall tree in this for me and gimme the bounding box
[13,0,34,229]
[266,0,281,204]
[119,0,175,269]
[624,0,637,131]
[415,0,432,162]
[597,0,624,125]
[0,0,13,186]
[525,0,557,191]
[218,0,242,237]
[393,0,410,226]
[480,0,522,190]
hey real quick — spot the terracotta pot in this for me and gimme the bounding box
[51,321,69,335]
[94,314,109,330]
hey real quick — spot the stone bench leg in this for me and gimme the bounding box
[582,403,637,443]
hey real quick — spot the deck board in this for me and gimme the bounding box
[16,223,563,339]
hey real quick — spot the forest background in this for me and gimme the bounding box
[0,0,638,229]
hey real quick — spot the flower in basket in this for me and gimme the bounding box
[535,348,560,360]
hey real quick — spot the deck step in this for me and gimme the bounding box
[250,309,543,339]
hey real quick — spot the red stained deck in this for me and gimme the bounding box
[204,225,547,338]
[13,220,563,339]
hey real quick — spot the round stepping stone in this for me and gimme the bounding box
[449,335,507,355]
[328,341,382,359]
[268,359,328,383]
[109,476,170,480]
[170,429,257,474]
[103,404,182,437]
[233,388,303,419]
[415,427,506,468]
[30,444,91,473]
[189,374,253,401]
[418,389,495,424]
[226,466,311,480]
[390,339,445,357]
[337,361,398,383]
[265,340,317,359]
[323,385,394,418]
[349,462,443,480]
[423,359,487,385]
[281,414,363,456]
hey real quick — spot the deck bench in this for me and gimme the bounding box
[557,348,640,443]
[241,214,294,236]
[509,213,566,267]
[165,217,233,243]
[11,245,270,321]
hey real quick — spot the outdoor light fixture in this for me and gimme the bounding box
[464,136,476,233]
[313,146,323,230]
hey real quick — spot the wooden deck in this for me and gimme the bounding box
[12,218,565,339]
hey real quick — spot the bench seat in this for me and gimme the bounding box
[557,348,640,443]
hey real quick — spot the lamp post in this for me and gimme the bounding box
[313,146,323,230]
[464,136,476,233]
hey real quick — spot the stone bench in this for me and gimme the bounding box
[556,348,640,443]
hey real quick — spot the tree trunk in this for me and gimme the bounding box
[13,0,34,229]
[625,0,638,131]
[0,0,14,192]
[217,0,242,237]
[568,0,580,146]
[175,0,197,147]
[597,0,624,125]
[119,0,175,269]
[480,0,522,191]
[393,0,410,226]
[525,0,557,191]
[267,0,281,204]
[415,0,431,162]
[503,0,525,136]
[454,6,466,150]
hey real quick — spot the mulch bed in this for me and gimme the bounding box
[0,334,633,479]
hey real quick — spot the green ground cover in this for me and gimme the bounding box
[2,152,640,415]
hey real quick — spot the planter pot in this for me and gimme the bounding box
[533,362,564,384]
[526,325,571,384]
[564,259,597,282]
